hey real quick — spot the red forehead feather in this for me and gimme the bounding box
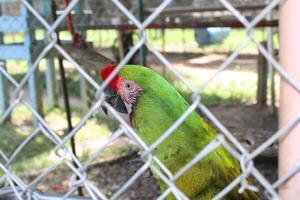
[100,64,119,90]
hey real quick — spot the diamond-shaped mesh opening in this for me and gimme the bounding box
[65,116,131,165]
[30,163,83,196]
[0,128,56,182]
[85,142,158,199]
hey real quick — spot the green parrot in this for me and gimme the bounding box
[100,64,260,200]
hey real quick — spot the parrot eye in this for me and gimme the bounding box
[124,82,133,91]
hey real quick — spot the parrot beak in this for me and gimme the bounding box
[102,87,128,115]
[101,105,108,115]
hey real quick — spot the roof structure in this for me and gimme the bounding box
[84,0,277,29]
[0,0,277,30]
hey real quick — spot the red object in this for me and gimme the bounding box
[64,0,74,35]
[73,32,88,48]
[64,0,87,48]
[100,64,119,90]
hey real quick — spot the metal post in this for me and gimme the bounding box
[279,0,300,198]
[257,42,268,106]
[266,0,276,115]
[138,0,147,66]
[24,0,43,122]
[0,62,9,122]
[268,28,276,115]
[41,0,57,108]
[117,31,125,61]
[181,28,186,53]
[76,0,90,111]
[0,5,10,122]
[161,28,165,52]
[46,58,57,108]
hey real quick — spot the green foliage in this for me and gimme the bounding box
[86,29,118,47]
[0,105,119,176]
[163,68,258,106]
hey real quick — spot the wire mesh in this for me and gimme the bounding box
[0,0,298,199]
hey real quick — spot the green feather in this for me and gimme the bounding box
[119,65,260,200]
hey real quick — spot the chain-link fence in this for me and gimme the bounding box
[0,0,299,199]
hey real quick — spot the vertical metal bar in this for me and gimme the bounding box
[161,29,166,52]
[0,4,10,122]
[181,28,185,53]
[267,28,276,114]
[279,0,300,198]
[0,0,293,199]
[266,0,276,115]
[25,0,43,123]
[257,41,268,106]
[46,58,57,108]
[41,0,57,108]
[0,62,9,122]
[76,0,90,111]
[79,72,90,111]
[117,31,125,61]
[51,1,83,196]
[138,0,147,66]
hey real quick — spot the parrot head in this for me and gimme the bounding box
[100,64,143,116]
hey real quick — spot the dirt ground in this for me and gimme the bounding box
[25,52,279,199]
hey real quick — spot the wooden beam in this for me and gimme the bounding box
[59,44,114,73]
[25,0,43,122]
[29,42,114,73]
[146,4,278,15]
[69,19,278,31]
[40,0,57,109]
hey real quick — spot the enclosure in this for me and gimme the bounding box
[0,0,300,199]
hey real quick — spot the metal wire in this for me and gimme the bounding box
[0,0,299,199]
